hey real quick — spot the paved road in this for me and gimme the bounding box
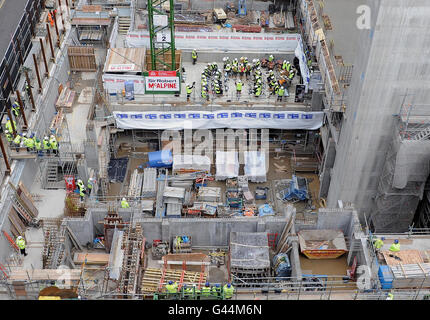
[0,0,30,60]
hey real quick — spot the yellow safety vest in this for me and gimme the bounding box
[373,239,384,249]
[13,135,21,145]
[389,243,400,252]
[223,285,234,298]
[166,283,178,293]
[121,200,130,208]
[16,238,26,249]
[201,286,211,296]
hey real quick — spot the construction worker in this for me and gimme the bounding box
[4,130,13,144]
[373,236,385,253]
[277,86,285,102]
[16,236,27,256]
[121,197,130,208]
[201,282,211,298]
[254,85,262,97]
[24,133,35,152]
[77,179,86,201]
[165,280,178,297]
[47,11,54,27]
[386,292,394,300]
[223,283,234,299]
[87,178,95,192]
[35,138,42,155]
[11,101,20,117]
[50,135,58,156]
[13,133,22,152]
[201,88,208,101]
[268,54,274,62]
[389,239,400,252]
[43,136,51,154]
[288,68,295,81]
[186,83,194,102]
[235,80,242,98]
[191,49,198,65]
[211,283,221,299]
[5,117,16,133]
[183,284,193,299]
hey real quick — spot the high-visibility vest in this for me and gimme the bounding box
[13,135,21,145]
[43,140,51,150]
[6,120,16,132]
[87,179,93,189]
[282,62,288,70]
[50,137,58,150]
[278,87,285,97]
[166,283,178,293]
[236,83,242,91]
[184,287,193,296]
[373,239,384,249]
[192,51,197,59]
[201,286,211,296]
[79,187,85,197]
[268,55,274,62]
[35,140,42,150]
[288,71,295,79]
[77,181,85,190]
[211,286,221,296]
[215,87,221,94]
[16,238,26,249]
[5,132,13,142]
[121,200,130,208]
[186,86,192,94]
[223,285,234,298]
[201,90,207,98]
[389,243,400,252]
[255,87,261,96]
[12,102,20,116]
[225,64,231,71]
[387,293,394,300]
[25,137,35,148]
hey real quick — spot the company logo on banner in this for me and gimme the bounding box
[145,71,179,92]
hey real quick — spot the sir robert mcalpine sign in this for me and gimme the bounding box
[144,70,180,94]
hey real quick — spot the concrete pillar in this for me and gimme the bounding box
[290,238,302,282]
[161,219,170,242]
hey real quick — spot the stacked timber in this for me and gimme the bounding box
[128,169,143,198]
[390,263,430,288]
[275,206,296,254]
[141,268,207,295]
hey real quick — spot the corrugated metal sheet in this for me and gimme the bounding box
[142,168,157,198]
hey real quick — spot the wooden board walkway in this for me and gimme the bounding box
[382,250,424,266]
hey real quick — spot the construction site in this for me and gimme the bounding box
[0,0,429,301]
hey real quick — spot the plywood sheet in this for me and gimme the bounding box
[73,253,110,265]
[382,250,424,266]
[104,48,146,73]
[10,269,82,281]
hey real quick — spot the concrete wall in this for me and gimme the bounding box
[327,0,430,225]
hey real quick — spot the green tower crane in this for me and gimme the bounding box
[147,0,176,71]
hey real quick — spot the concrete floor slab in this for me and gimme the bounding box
[66,104,91,145]
[81,72,96,81]
[77,87,94,104]
[31,180,66,219]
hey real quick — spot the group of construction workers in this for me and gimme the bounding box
[190,54,297,102]
[373,237,401,255]
[76,178,95,201]
[165,280,235,300]
[4,118,59,155]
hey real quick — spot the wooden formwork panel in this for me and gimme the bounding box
[68,46,97,72]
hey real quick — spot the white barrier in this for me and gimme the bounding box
[113,110,324,130]
[126,31,301,52]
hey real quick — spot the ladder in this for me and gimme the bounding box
[11,195,33,225]
[118,16,131,34]
[412,127,430,141]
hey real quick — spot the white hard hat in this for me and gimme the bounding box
[77,179,82,183]
[122,197,126,201]
[17,236,23,240]
[284,60,287,63]
[22,132,26,137]
[5,130,8,133]
[287,61,290,64]
[44,136,48,140]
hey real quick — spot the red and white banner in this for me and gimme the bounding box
[145,71,179,92]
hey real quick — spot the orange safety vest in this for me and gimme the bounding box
[244,210,254,217]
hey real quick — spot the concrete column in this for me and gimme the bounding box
[290,238,302,282]
[161,219,170,242]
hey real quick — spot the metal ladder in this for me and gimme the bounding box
[46,160,59,185]
[11,195,33,224]
[412,126,430,141]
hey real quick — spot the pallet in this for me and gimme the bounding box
[141,268,206,294]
